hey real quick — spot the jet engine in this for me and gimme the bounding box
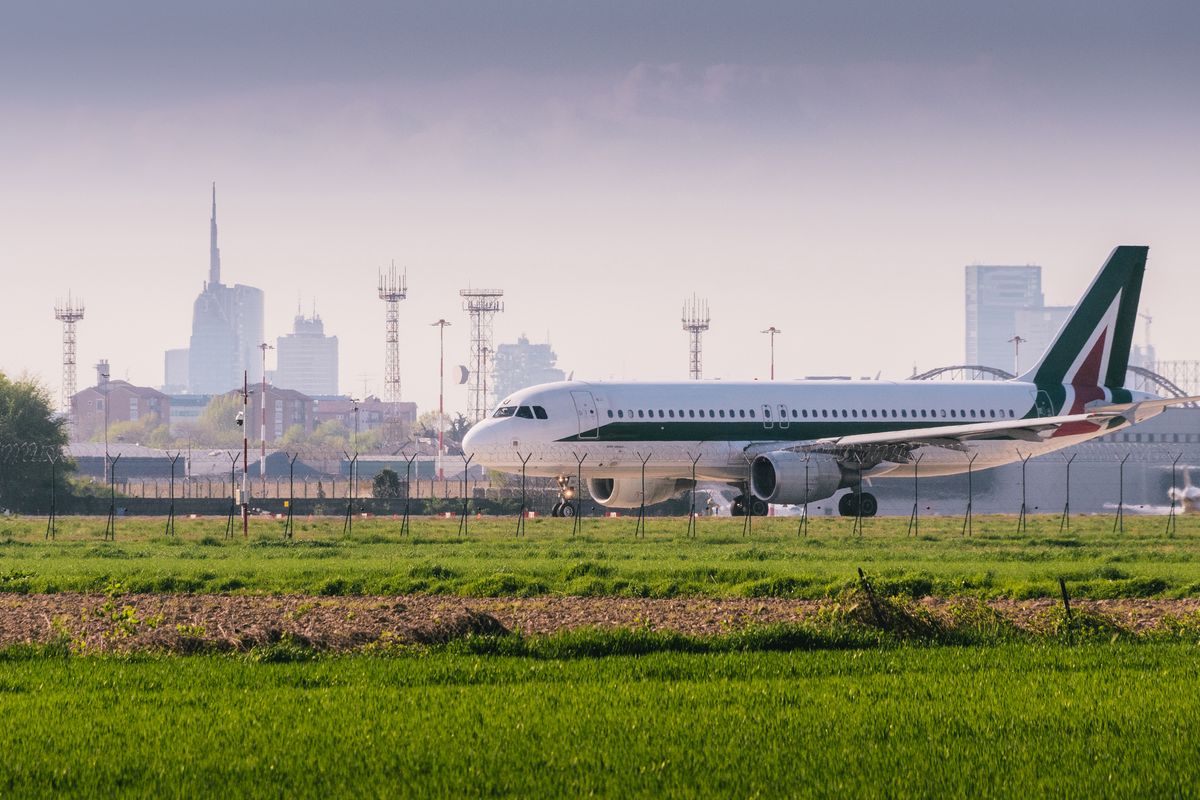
[750,451,844,504]
[587,477,691,508]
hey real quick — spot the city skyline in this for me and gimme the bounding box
[3,2,1198,415]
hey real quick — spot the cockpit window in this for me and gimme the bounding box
[532,406,548,419]
[493,406,517,418]
[515,406,534,419]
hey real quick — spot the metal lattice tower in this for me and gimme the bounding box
[54,294,85,420]
[682,295,710,380]
[461,288,504,421]
[377,262,408,404]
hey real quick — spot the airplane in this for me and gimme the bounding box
[463,246,1200,517]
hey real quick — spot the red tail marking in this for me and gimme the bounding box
[1053,328,1108,438]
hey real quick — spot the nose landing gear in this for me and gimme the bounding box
[551,476,577,517]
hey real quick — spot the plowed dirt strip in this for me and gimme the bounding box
[2,594,1200,653]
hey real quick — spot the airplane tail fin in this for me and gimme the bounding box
[1017,246,1147,389]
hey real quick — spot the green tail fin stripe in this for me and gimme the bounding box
[1018,245,1147,388]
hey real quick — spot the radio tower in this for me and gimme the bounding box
[682,295,710,380]
[378,262,408,404]
[460,288,504,421]
[54,294,85,424]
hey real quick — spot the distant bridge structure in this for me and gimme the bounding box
[909,365,1014,381]
[912,364,1196,407]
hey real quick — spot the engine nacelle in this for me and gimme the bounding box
[750,452,844,505]
[587,477,690,508]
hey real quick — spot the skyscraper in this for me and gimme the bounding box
[186,185,265,393]
[965,265,1071,375]
[275,308,339,396]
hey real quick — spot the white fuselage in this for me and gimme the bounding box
[462,379,1156,484]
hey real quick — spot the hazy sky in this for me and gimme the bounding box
[3,1,1198,415]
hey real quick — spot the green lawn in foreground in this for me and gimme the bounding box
[1,644,1198,798]
[1,514,1198,599]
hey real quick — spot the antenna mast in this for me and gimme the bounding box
[682,295,710,380]
[378,263,408,444]
[460,288,504,421]
[54,294,85,427]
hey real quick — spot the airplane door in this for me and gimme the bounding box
[761,404,773,429]
[571,391,599,439]
[778,404,790,430]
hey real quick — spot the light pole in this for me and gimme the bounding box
[348,398,361,501]
[762,327,782,380]
[1008,335,1027,375]
[240,370,250,537]
[431,319,451,480]
[99,362,111,483]
[259,343,273,498]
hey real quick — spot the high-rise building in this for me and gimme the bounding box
[186,185,265,394]
[960,263,1046,374]
[493,334,565,401]
[163,348,189,394]
[275,309,339,396]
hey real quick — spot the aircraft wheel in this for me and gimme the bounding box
[858,493,878,517]
[731,495,747,516]
[550,502,563,517]
[749,498,769,516]
[838,492,857,517]
[560,502,576,518]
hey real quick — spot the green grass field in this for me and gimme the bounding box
[4,515,1200,797]
[2,643,1198,798]
[2,514,1199,599]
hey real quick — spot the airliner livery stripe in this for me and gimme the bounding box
[554,418,1036,444]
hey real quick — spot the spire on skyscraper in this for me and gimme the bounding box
[209,182,221,287]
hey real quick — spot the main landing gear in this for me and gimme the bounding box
[731,494,768,517]
[837,491,878,517]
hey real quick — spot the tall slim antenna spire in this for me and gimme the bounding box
[54,293,85,427]
[209,182,221,286]
[682,295,710,380]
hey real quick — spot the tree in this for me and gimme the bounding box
[101,413,171,449]
[415,411,473,452]
[0,373,71,511]
[372,468,401,499]
[175,394,243,448]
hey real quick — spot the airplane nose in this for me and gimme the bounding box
[462,420,497,455]
[461,424,481,453]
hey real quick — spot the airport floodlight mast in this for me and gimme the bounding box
[682,295,710,380]
[54,294,85,424]
[460,288,504,422]
[258,342,273,495]
[1008,335,1027,375]
[379,262,408,444]
[431,319,451,479]
[762,326,782,380]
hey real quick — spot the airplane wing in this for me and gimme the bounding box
[761,396,1200,464]
[1086,395,1200,424]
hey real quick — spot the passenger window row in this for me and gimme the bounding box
[605,407,1018,420]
